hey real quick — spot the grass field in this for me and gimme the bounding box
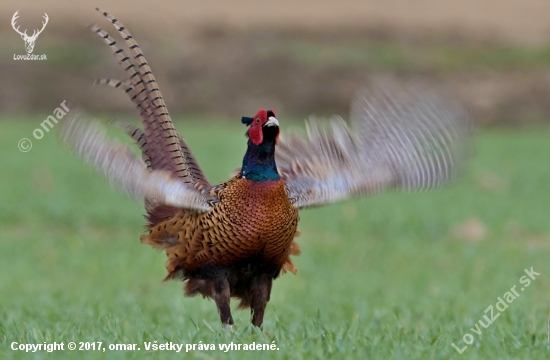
[1,117,549,359]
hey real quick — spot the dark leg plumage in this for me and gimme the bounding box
[212,278,234,327]
[249,274,272,327]
[183,259,279,328]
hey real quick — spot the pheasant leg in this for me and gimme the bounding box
[213,278,233,327]
[250,274,272,327]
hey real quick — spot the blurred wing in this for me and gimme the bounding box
[59,112,212,213]
[90,9,211,193]
[277,85,473,209]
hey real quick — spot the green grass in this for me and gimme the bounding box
[9,33,550,74]
[282,39,550,72]
[1,117,549,359]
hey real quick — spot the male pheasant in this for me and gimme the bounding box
[59,9,473,328]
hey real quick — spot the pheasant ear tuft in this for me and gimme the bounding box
[241,117,254,126]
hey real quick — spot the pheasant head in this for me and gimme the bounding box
[242,109,280,146]
[241,109,280,181]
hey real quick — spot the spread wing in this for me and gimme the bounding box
[90,9,211,195]
[277,85,474,209]
[59,112,212,213]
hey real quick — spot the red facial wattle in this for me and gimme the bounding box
[249,109,267,146]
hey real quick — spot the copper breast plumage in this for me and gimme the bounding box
[140,175,300,277]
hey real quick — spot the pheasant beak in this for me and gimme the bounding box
[265,116,279,127]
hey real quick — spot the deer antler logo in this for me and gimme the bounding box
[11,11,49,54]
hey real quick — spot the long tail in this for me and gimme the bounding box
[90,9,211,194]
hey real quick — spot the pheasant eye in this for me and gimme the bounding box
[255,118,260,124]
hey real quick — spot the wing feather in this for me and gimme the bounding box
[278,85,473,209]
[59,113,212,213]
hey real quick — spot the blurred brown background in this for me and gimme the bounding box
[2,0,550,124]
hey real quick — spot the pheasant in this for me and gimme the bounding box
[59,9,473,328]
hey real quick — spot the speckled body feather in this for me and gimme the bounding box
[142,175,300,278]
